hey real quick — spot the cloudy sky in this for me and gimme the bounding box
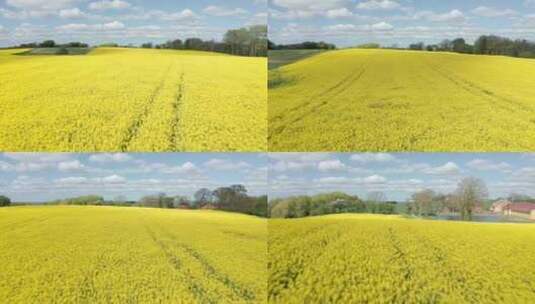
[269,0,535,47]
[0,0,266,47]
[269,153,535,201]
[0,153,267,202]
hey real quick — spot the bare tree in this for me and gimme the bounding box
[454,177,488,221]
[367,191,386,203]
[194,188,213,207]
[411,189,435,216]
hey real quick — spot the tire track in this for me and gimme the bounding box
[427,62,533,114]
[269,224,344,300]
[120,64,172,151]
[386,227,414,282]
[271,67,366,137]
[169,71,184,151]
[156,228,257,302]
[145,226,216,304]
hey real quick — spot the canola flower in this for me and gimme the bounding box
[268,49,535,151]
[0,206,267,303]
[0,48,267,152]
[268,214,535,303]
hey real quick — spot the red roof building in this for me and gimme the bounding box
[504,202,535,220]
[507,203,535,214]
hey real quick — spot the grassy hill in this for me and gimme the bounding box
[18,47,93,55]
[0,206,267,303]
[269,49,535,151]
[268,49,325,70]
[269,214,535,303]
[0,47,266,151]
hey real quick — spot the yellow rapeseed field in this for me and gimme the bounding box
[0,48,267,152]
[0,206,267,303]
[269,49,535,151]
[269,214,535,303]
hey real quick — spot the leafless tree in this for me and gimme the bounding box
[454,177,488,221]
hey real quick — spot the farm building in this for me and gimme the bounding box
[503,202,535,220]
[201,203,217,210]
[490,199,511,213]
[177,202,191,209]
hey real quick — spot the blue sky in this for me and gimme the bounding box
[0,153,267,202]
[269,153,535,201]
[269,0,535,47]
[0,0,266,47]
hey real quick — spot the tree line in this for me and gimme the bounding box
[408,35,535,58]
[0,195,11,207]
[4,25,267,57]
[13,40,89,49]
[407,177,488,221]
[0,185,267,217]
[269,192,397,218]
[145,25,267,57]
[268,40,336,50]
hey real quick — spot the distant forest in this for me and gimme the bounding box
[6,25,267,57]
[268,40,336,50]
[269,192,397,218]
[269,35,535,59]
[1,184,267,217]
[407,35,535,58]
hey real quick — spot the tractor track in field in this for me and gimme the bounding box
[155,227,257,302]
[78,252,110,302]
[145,226,217,304]
[269,224,344,300]
[386,227,414,284]
[428,62,534,115]
[169,71,185,151]
[270,66,366,138]
[119,64,172,152]
[220,229,265,242]
[410,233,475,302]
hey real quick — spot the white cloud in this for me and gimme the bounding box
[6,0,75,10]
[55,177,88,184]
[58,160,85,172]
[59,8,87,19]
[272,0,348,11]
[363,174,387,183]
[203,6,247,17]
[89,153,133,163]
[466,159,511,172]
[325,23,356,31]
[101,174,126,183]
[370,21,393,31]
[350,153,397,163]
[103,20,124,29]
[57,21,125,31]
[424,162,460,175]
[356,0,401,10]
[270,153,332,172]
[472,6,517,18]
[121,160,203,176]
[318,159,346,172]
[326,8,353,18]
[203,159,250,170]
[3,153,73,163]
[418,9,466,23]
[88,0,130,10]
[59,8,86,19]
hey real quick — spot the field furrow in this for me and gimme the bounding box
[269,49,535,151]
[269,215,535,303]
[0,48,267,151]
[0,206,267,303]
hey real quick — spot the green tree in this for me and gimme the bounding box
[0,195,11,207]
